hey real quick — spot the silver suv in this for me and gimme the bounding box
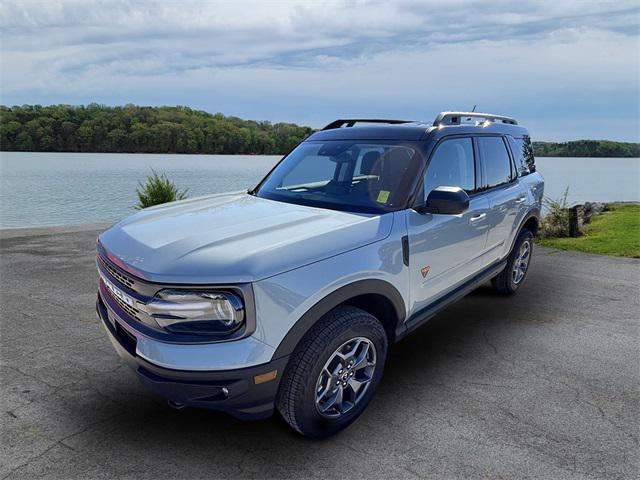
[96,111,543,437]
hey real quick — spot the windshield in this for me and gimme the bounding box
[255,141,423,213]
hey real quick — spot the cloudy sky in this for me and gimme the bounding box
[1,0,638,141]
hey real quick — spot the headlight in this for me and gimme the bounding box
[143,290,244,335]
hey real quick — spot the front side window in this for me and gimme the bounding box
[423,137,475,199]
[255,141,422,213]
[477,136,513,188]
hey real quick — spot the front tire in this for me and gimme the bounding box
[276,306,388,438]
[491,228,534,294]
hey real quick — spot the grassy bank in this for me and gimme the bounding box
[539,203,640,258]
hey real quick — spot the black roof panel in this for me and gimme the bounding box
[306,121,529,142]
[308,123,431,141]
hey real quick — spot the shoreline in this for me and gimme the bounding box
[1,150,639,159]
[0,151,283,157]
[0,222,110,239]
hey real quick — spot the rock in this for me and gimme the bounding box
[540,201,611,239]
[579,202,608,225]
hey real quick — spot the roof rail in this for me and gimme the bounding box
[322,118,414,130]
[433,111,518,126]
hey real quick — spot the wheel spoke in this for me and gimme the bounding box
[347,377,367,396]
[326,386,343,413]
[336,339,360,362]
[318,391,335,413]
[316,376,333,403]
[352,342,372,370]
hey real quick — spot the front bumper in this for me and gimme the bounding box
[97,295,288,420]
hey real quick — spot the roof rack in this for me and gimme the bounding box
[433,111,518,126]
[322,118,414,130]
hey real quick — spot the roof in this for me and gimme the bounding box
[307,122,432,141]
[306,113,530,142]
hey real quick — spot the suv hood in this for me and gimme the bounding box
[98,192,393,284]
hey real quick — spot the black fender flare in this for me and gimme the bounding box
[508,208,541,254]
[271,279,406,359]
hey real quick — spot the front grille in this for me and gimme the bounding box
[98,255,142,321]
[113,292,141,320]
[99,279,142,321]
[98,255,135,289]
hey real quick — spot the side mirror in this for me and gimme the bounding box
[414,186,470,215]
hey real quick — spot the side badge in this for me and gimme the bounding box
[421,266,430,278]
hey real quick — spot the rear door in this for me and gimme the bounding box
[476,136,526,261]
[406,136,491,312]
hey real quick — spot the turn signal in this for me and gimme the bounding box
[254,370,278,385]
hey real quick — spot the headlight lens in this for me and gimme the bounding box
[144,290,244,335]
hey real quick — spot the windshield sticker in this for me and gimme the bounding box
[376,190,390,204]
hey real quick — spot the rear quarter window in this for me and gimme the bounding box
[508,136,535,176]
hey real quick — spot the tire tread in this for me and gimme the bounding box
[276,305,385,435]
[491,228,533,294]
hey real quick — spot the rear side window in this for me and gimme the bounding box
[423,137,475,198]
[477,136,513,188]
[508,136,535,176]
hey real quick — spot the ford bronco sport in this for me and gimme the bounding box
[96,111,543,437]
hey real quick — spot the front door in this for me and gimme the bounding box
[406,136,491,314]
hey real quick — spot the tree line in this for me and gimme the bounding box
[1,104,638,157]
[532,140,639,158]
[0,104,314,154]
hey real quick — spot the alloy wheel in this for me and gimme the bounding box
[512,239,531,285]
[314,337,377,418]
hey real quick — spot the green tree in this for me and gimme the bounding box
[5,104,634,157]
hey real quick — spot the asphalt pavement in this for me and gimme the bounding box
[1,225,638,479]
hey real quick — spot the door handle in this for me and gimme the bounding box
[469,213,487,223]
[515,196,527,204]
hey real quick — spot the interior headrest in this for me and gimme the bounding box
[360,151,381,175]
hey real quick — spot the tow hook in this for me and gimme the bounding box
[167,400,186,410]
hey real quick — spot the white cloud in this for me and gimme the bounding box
[1,0,638,140]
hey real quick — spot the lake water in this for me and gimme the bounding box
[1,152,638,229]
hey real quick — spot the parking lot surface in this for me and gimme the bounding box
[1,226,638,479]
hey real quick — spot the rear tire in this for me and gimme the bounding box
[276,306,388,438]
[491,228,534,294]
